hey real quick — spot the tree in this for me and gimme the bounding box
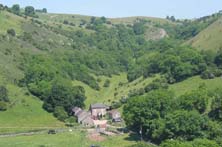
[178,88,209,113]
[25,6,35,17]
[123,90,174,142]
[170,16,176,22]
[0,4,3,10]
[161,140,192,147]
[54,106,68,121]
[11,4,20,15]
[90,16,96,24]
[42,8,47,13]
[133,22,145,35]
[192,139,220,147]
[209,89,222,121]
[160,139,220,147]
[100,16,107,23]
[215,52,222,67]
[43,77,86,114]
[164,110,209,140]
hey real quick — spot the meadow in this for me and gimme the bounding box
[0,131,138,147]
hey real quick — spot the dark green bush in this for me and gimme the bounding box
[7,29,16,36]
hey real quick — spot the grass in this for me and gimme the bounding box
[110,16,172,25]
[38,13,171,26]
[73,73,157,108]
[0,9,222,146]
[37,13,171,42]
[169,76,222,96]
[0,11,24,35]
[0,84,64,134]
[187,17,222,51]
[38,13,92,26]
[0,131,138,147]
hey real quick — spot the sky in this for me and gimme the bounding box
[0,0,222,19]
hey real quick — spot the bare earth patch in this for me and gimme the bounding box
[88,133,106,142]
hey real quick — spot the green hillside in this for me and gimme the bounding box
[0,85,64,134]
[73,73,158,108]
[0,7,172,134]
[188,16,222,51]
[0,11,24,35]
[170,76,222,96]
[1,3,222,147]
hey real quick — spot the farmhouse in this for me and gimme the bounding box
[108,109,122,122]
[72,107,82,116]
[73,103,120,130]
[90,103,109,118]
[72,107,94,126]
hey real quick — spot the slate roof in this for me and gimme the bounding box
[72,107,82,116]
[77,111,91,123]
[90,103,108,109]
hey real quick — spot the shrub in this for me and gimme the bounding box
[145,78,168,93]
[103,79,110,87]
[129,142,157,147]
[111,101,122,109]
[7,29,16,36]
[0,101,7,111]
[53,106,68,121]
[63,20,69,25]
[0,85,9,102]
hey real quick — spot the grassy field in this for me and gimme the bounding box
[0,131,138,147]
[187,17,222,51]
[0,84,64,134]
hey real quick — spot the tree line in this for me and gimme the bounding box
[124,87,222,146]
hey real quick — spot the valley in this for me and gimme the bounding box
[0,2,222,147]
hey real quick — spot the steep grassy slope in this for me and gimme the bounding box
[37,13,91,26]
[0,84,64,133]
[0,35,44,83]
[73,72,222,109]
[169,76,222,96]
[73,73,158,108]
[110,16,172,25]
[38,13,171,25]
[188,17,222,51]
[38,13,170,41]
[0,12,70,133]
[0,11,24,35]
